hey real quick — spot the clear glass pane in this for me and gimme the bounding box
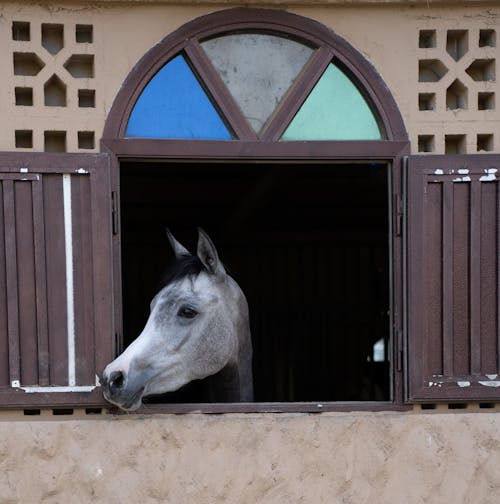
[282,63,382,140]
[202,34,313,134]
[126,55,231,140]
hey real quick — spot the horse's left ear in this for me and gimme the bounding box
[197,228,226,277]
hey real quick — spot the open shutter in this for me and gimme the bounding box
[407,154,500,401]
[0,153,114,407]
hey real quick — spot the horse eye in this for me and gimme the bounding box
[177,306,198,319]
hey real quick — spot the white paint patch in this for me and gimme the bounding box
[458,169,469,174]
[11,374,100,392]
[479,381,500,388]
[486,168,498,174]
[434,169,444,175]
[76,168,89,174]
[486,374,498,380]
[19,385,97,393]
[453,176,471,182]
[457,381,471,387]
[480,173,497,182]
[428,381,442,387]
[20,168,28,173]
[63,174,76,387]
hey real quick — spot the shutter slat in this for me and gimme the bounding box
[470,181,482,375]
[44,175,69,385]
[453,182,470,377]
[442,181,453,377]
[16,180,39,385]
[424,182,444,376]
[407,155,500,402]
[32,178,50,386]
[3,180,21,386]
[72,174,95,385]
[480,182,498,373]
[0,185,8,385]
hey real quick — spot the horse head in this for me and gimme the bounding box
[102,229,253,410]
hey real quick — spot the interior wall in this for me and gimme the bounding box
[120,163,390,402]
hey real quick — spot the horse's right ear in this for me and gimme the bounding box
[197,228,226,277]
[166,229,191,259]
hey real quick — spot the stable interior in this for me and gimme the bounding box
[120,162,391,403]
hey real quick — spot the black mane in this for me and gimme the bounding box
[158,254,206,290]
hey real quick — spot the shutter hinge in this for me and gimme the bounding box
[114,332,121,356]
[394,193,403,237]
[396,328,403,372]
[111,191,119,235]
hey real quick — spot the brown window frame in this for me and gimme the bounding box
[101,8,411,413]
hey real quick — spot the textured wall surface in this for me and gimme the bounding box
[1,410,500,503]
[1,2,499,153]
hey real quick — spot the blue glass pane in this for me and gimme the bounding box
[126,55,231,139]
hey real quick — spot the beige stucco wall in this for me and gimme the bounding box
[0,1,499,153]
[1,409,500,503]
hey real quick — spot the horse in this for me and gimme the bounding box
[102,229,253,410]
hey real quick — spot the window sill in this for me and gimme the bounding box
[109,401,411,415]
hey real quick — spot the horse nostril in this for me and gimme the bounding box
[109,370,125,395]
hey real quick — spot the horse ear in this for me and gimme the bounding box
[196,228,226,277]
[166,229,191,259]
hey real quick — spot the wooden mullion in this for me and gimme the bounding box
[3,180,21,386]
[184,40,257,141]
[261,46,334,142]
[32,177,50,386]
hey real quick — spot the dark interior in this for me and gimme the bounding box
[120,161,391,402]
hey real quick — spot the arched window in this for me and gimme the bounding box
[102,9,410,410]
[103,8,407,146]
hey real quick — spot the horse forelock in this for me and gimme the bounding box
[159,254,207,291]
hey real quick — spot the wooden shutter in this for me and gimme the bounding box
[0,153,114,407]
[407,154,500,401]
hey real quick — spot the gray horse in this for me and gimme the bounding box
[102,229,253,410]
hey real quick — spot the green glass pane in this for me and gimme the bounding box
[282,64,382,140]
[202,34,313,134]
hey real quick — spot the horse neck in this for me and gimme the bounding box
[235,323,253,401]
[208,317,253,402]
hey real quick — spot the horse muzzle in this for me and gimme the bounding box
[102,367,145,411]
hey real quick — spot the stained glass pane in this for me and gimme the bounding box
[282,63,382,140]
[202,34,313,134]
[126,55,231,139]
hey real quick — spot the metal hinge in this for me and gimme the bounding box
[114,332,121,356]
[394,191,404,237]
[396,328,403,372]
[111,191,119,235]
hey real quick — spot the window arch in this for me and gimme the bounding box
[125,34,382,141]
[103,8,407,146]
